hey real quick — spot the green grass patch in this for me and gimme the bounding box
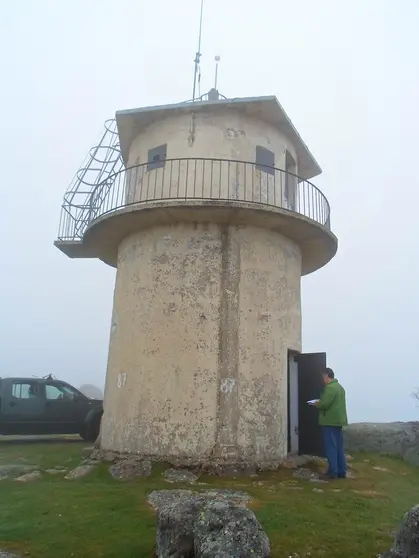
[0,442,417,557]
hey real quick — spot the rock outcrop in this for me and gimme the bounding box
[65,465,95,480]
[149,489,269,557]
[381,505,419,557]
[78,384,103,399]
[109,458,152,480]
[344,422,419,467]
[0,464,38,481]
[14,471,41,482]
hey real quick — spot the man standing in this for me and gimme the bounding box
[313,368,348,480]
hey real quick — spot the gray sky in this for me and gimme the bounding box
[1,0,418,422]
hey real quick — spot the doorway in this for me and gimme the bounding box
[287,350,299,454]
[287,350,326,456]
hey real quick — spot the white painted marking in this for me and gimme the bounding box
[220,378,236,395]
[117,372,127,389]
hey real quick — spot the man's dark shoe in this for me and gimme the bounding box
[318,473,336,481]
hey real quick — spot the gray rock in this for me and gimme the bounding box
[345,422,419,466]
[81,446,95,457]
[81,459,100,466]
[89,448,116,462]
[194,500,270,557]
[148,489,252,512]
[65,465,95,480]
[45,469,67,475]
[207,463,258,476]
[163,468,198,484]
[403,446,419,468]
[148,489,195,511]
[202,489,252,506]
[153,490,269,558]
[14,471,41,482]
[156,493,205,556]
[0,551,24,558]
[109,458,151,480]
[0,465,37,479]
[381,504,419,557]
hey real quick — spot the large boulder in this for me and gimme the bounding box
[344,422,419,466]
[194,500,270,557]
[150,489,269,557]
[381,505,419,557]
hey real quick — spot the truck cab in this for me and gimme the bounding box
[0,377,103,441]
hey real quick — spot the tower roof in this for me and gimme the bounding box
[115,95,322,180]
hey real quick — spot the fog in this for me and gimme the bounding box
[1,0,418,422]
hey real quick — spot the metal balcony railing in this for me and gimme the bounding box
[57,158,331,242]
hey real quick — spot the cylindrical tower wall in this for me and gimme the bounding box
[127,109,298,168]
[100,222,302,464]
[124,110,300,212]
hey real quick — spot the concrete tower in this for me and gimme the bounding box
[56,91,337,468]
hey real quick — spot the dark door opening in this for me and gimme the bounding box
[287,351,326,457]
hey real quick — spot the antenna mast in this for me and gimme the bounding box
[192,0,204,102]
[214,56,220,90]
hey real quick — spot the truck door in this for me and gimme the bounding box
[44,381,92,434]
[1,380,46,435]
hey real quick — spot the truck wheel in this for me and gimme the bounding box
[79,419,100,443]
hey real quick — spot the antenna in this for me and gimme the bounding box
[192,0,204,102]
[214,56,220,90]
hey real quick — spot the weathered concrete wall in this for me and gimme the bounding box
[127,109,298,169]
[124,109,299,210]
[100,222,302,464]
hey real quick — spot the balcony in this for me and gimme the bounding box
[55,157,337,274]
[57,157,331,242]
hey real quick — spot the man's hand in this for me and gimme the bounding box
[307,399,320,406]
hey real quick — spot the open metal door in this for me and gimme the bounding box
[295,352,326,457]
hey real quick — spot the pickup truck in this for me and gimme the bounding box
[0,376,103,442]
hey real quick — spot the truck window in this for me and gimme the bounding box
[46,383,79,401]
[12,382,42,399]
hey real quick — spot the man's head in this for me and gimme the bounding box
[321,367,335,385]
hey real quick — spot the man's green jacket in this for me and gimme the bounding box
[317,379,348,427]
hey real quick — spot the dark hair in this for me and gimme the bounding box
[323,367,335,379]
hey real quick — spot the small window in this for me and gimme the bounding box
[12,382,41,399]
[147,144,167,171]
[256,145,275,175]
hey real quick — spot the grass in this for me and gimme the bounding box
[0,441,417,558]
